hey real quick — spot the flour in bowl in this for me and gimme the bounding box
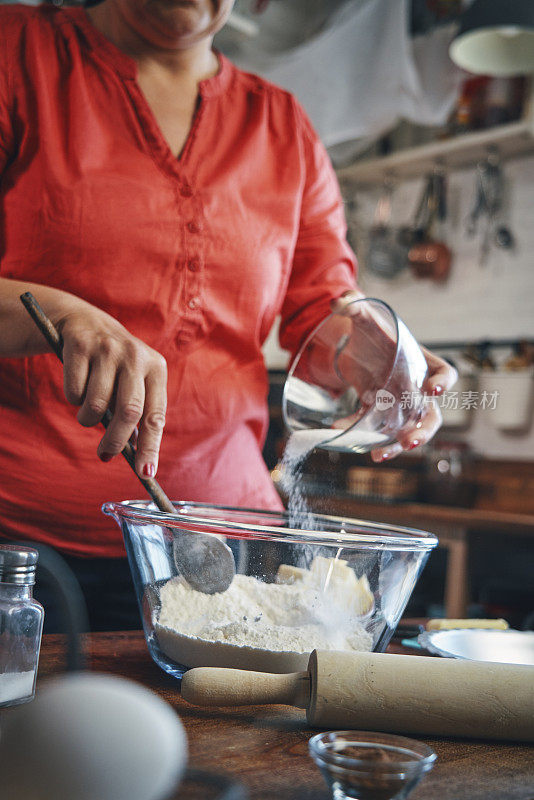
[157,556,373,671]
[157,433,375,671]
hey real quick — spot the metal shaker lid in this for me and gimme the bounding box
[0,544,38,585]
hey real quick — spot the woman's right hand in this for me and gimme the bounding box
[56,306,167,479]
[1,278,167,477]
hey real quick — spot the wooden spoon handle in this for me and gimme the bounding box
[181,667,310,709]
[20,292,175,515]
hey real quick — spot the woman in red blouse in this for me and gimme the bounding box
[0,0,454,627]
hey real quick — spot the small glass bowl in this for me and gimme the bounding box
[309,731,436,800]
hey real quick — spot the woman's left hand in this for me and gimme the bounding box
[371,345,457,462]
[331,291,457,463]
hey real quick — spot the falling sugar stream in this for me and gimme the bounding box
[279,429,339,532]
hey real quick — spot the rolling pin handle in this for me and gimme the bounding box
[181,667,310,709]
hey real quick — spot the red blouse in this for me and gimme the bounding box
[0,5,356,557]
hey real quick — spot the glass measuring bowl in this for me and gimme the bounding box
[282,298,428,453]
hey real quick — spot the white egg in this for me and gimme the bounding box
[0,672,187,800]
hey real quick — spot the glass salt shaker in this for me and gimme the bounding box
[0,544,44,708]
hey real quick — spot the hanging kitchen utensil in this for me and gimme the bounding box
[480,148,503,265]
[366,177,408,279]
[492,157,515,252]
[466,147,516,265]
[406,167,452,282]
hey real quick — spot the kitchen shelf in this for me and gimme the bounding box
[337,97,534,185]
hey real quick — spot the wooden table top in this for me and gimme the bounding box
[37,630,534,800]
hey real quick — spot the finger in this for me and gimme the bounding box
[77,357,116,428]
[421,347,458,395]
[96,368,145,461]
[371,441,403,463]
[372,399,443,462]
[134,369,167,479]
[397,400,442,451]
[62,338,90,406]
[424,364,457,396]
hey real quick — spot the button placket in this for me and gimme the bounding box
[181,188,205,320]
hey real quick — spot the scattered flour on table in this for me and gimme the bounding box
[158,562,372,656]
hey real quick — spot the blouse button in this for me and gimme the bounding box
[187,259,200,272]
[187,220,201,234]
[180,184,193,198]
[188,297,200,310]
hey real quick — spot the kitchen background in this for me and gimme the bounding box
[214,0,534,627]
[4,0,532,623]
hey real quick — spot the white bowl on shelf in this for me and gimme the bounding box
[440,374,477,429]
[478,369,533,432]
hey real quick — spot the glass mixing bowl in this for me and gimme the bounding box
[102,502,437,679]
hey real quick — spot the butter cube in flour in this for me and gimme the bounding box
[310,556,358,589]
[276,564,307,585]
[310,557,374,616]
[354,574,374,616]
[276,558,374,617]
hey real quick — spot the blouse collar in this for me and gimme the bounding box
[68,7,233,96]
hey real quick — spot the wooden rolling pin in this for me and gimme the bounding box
[181,650,534,741]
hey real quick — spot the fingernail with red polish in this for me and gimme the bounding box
[143,464,156,478]
[380,443,403,461]
[100,452,113,463]
[432,385,443,395]
[408,439,420,450]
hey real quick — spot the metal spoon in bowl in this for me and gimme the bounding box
[20,293,235,595]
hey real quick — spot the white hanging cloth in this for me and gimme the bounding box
[230,0,462,147]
